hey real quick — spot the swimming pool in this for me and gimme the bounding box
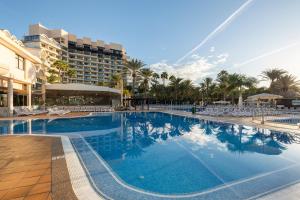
[1,112,300,199]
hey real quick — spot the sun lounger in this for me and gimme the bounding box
[47,107,70,116]
[14,108,33,116]
[14,107,48,116]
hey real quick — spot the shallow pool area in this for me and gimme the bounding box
[1,112,300,199]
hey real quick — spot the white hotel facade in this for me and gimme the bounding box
[0,29,41,116]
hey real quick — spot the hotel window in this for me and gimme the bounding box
[15,54,24,70]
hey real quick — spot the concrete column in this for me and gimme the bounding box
[7,78,13,116]
[41,83,46,109]
[27,84,31,109]
[8,120,14,135]
[27,119,32,135]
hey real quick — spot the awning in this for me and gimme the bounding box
[247,93,283,101]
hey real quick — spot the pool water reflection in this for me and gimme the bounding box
[81,112,300,195]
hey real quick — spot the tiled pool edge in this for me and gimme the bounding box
[61,136,105,200]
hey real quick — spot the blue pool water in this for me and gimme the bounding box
[1,112,300,199]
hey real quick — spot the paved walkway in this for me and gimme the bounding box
[0,136,77,200]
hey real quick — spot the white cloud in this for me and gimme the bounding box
[213,53,229,64]
[210,46,215,52]
[150,53,229,83]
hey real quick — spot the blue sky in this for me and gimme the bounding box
[1,0,300,84]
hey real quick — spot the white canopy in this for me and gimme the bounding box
[247,93,283,101]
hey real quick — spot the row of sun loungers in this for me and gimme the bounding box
[14,106,114,116]
[52,106,114,112]
[14,107,71,116]
[197,106,283,117]
[14,107,48,116]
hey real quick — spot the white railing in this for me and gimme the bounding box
[252,107,300,128]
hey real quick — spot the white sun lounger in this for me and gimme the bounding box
[14,107,48,116]
[47,108,70,116]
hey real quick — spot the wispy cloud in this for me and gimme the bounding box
[210,46,215,52]
[233,41,300,68]
[150,53,229,83]
[175,0,254,64]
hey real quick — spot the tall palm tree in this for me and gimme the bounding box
[169,77,183,102]
[111,73,123,89]
[216,70,230,100]
[140,68,153,109]
[125,59,145,97]
[179,80,194,103]
[201,77,213,102]
[274,74,300,97]
[49,60,73,83]
[161,72,168,86]
[169,75,176,82]
[228,73,257,104]
[140,68,153,94]
[261,68,286,91]
[152,72,160,85]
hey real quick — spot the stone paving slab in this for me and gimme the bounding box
[0,136,77,200]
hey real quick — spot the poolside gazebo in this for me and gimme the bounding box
[246,93,283,107]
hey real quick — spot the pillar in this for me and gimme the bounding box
[7,78,13,116]
[41,83,46,109]
[8,120,14,135]
[27,84,31,109]
[27,119,32,135]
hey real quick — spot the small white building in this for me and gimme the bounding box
[0,29,41,116]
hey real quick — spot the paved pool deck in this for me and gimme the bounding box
[0,136,77,200]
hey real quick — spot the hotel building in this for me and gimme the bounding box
[0,29,41,116]
[23,33,62,104]
[24,24,127,85]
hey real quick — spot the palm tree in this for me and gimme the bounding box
[179,79,195,103]
[111,73,123,89]
[140,68,153,109]
[261,68,286,91]
[161,72,168,86]
[66,69,76,83]
[152,72,160,85]
[228,73,257,104]
[201,77,213,102]
[140,68,153,94]
[169,75,176,82]
[216,70,230,100]
[274,74,300,97]
[48,60,74,83]
[169,77,183,103]
[125,59,145,97]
